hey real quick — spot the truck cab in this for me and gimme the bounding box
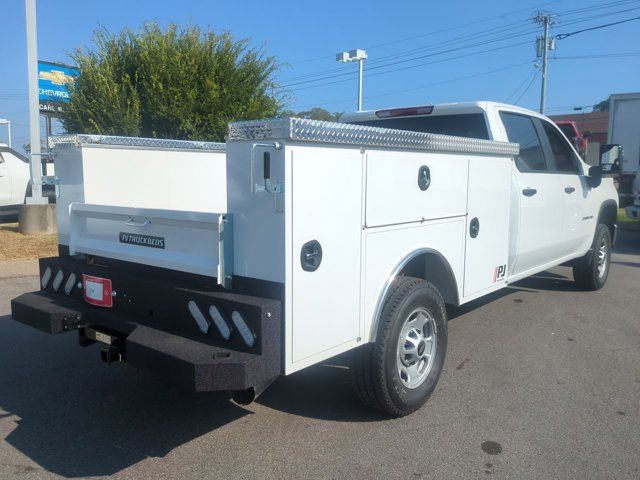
[342,101,618,279]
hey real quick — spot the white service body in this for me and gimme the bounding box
[49,102,618,377]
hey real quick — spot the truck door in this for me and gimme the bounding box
[499,112,564,275]
[539,120,591,255]
[0,153,12,207]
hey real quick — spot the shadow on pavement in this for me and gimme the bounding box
[1,233,636,477]
[0,315,249,478]
[613,228,640,255]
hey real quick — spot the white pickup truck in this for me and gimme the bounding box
[0,143,56,216]
[0,144,31,217]
[11,101,619,416]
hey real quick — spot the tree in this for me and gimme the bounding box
[592,98,610,112]
[281,107,345,122]
[61,23,284,141]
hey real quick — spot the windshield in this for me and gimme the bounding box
[349,113,490,140]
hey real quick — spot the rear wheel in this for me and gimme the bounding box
[353,276,448,416]
[573,224,611,291]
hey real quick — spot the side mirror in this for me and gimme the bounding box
[582,130,592,138]
[599,144,622,175]
[586,165,602,188]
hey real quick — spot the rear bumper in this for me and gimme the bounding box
[10,257,282,393]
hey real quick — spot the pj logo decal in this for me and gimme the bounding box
[493,264,506,282]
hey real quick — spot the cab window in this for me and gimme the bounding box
[541,122,581,174]
[500,112,547,172]
[352,113,490,139]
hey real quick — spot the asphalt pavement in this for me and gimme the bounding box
[0,230,638,479]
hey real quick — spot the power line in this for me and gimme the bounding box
[287,40,531,92]
[292,61,531,110]
[282,2,640,89]
[504,69,539,103]
[515,70,540,104]
[556,15,640,38]
[281,0,640,82]
[551,51,640,58]
[284,0,567,66]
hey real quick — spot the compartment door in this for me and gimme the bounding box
[463,157,512,298]
[291,147,363,364]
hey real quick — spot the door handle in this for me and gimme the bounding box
[125,216,151,227]
[522,188,537,197]
[564,186,576,194]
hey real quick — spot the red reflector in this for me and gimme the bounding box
[82,274,113,307]
[375,105,434,118]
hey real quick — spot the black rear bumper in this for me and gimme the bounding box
[10,257,282,393]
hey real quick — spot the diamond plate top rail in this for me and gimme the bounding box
[228,117,519,156]
[49,134,226,151]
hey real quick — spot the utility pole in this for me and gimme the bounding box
[534,12,555,115]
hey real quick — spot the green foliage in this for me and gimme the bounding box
[61,23,284,141]
[593,99,609,112]
[282,107,345,122]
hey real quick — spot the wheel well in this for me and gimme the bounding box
[597,200,617,240]
[399,251,459,306]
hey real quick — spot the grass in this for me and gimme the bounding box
[618,208,640,231]
[618,208,634,223]
[0,222,58,260]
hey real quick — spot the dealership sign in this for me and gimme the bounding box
[38,60,79,115]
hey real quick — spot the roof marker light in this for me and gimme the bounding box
[231,311,255,347]
[188,300,210,334]
[208,305,231,340]
[52,270,64,292]
[41,267,52,289]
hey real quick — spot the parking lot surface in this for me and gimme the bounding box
[1,230,639,479]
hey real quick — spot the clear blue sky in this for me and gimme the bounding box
[1,0,639,149]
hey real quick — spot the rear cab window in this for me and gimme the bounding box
[350,113,490,140]
[499,112,548,172]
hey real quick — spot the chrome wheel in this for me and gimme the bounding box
[397,307,437,389]
[597,237,608,278]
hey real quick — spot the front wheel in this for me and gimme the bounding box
[573,224,612,291]
[352,276,448,416]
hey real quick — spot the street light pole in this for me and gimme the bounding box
[25,0,45,203]
[336,49,368,112]
[357,57,364,111]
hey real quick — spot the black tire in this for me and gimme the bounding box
[353,276,448,416]
[573,224,612,291]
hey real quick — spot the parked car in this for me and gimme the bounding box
[0,143,56,219]
[554,120,589,160]
[0,144,31,218]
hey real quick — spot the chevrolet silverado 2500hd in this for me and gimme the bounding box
[11,102,619,416]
